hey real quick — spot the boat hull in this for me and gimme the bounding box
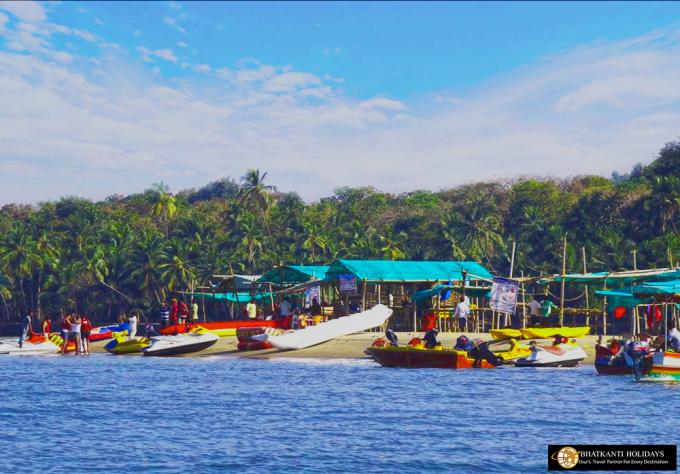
[264,304,392,350]
[0,337,60,355]
[142,333,219,357]
[641,351,680,382]
[513,344,586,368]
[365,346,495,369]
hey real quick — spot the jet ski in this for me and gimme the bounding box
[104,335,150,354]
[142,331,219,357]
[514,336,587,368]
[0,335,60,355]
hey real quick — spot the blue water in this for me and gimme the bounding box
[1,355,679,473]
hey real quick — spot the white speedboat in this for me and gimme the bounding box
[0,337,60,355]
[142,332,219,357]
[256,304,393,350]
[514,339,587,367]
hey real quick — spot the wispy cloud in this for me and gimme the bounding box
[163,16,186,35]
[0,0,46,23]
[137,46,177,63]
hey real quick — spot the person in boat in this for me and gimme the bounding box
[80,315,93,355]
[454,335,474,352]
[246,299,257,320]
[528,296,542,327]
[42,314,52,340]
[627,338,651,381]
[160,302,170,329]
[18,309,33,349]
[667,323,680,352]
[385,329,398,346]
[454,296,470,332]
[423,329,439,349]
[310,297,322,316]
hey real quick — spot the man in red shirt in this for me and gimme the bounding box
[170,298,179,325]
[178,300,189,326]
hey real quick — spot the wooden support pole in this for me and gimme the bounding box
[632,250,638,271]
[559,235,567,327]
[361,279,367,312]
[509,241,516,278]
[412,283,417,333]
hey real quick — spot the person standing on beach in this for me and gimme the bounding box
[170,298,179,326]
[160,302,170,329]
[18,310,33,348]
[71,314,82,355]
[80,315,92,355]
[60,314,72,354]
[528,296,542,327]
[128,312,138,340]
[178,300,189,325]
[540,299,557,327]
[191,299,199,325]
[42,315,52,340]
[454,297,470,332]
[246,299,257,320]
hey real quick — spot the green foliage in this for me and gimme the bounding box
[0,142,679,322]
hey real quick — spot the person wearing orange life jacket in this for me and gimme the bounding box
[80,315,93,355]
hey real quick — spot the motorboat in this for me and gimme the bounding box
[256,304,392,350]
[104,335,150,354]
[236,327,273,351]
[514,337,587,367]
[638,351,680,383]
[142,332,219,357]
[0,335,60,355]
[594,340,633,375]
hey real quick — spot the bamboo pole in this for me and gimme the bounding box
[412,283,417,333]
[509,241,516,278]
[632,250,638,271]
[520,270,527,329]
[559,236,567,327]
[361,279,367,311]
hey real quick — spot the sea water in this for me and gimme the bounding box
[1,355,679,473]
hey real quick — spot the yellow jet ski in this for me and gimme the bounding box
[104,335,150,354]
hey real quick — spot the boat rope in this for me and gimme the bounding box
[546,290,586,302]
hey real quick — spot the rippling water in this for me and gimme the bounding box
[1,354,679,473]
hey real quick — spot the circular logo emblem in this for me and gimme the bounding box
[554,446,579,469]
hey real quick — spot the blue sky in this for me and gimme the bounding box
[1,1,680,203]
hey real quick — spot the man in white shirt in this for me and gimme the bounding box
[454,296,470,332]
[528,297,542,327]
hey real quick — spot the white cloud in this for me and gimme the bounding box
[0,12,7,32]
[177,41,187,48]
[52,51,73,63]
[137,46,177,63]
[163,16,186,35]
[264,71,323,92]
[0,0,46,23]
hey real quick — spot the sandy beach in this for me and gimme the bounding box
[89,332,601,364]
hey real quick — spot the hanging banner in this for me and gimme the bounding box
[489,277,519,314]
[304,285,321,308]
[339,274,357,293]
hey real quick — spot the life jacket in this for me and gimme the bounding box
[81,318,93,332]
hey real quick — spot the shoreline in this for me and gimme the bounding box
[89,332,602,364]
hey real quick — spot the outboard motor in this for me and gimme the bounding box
[385,329,399,347]
[423,329,439,349]
[627,340,650,381]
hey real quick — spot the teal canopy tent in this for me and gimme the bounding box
[595,289,651,311]
[324,260,493,283]
[412,284,491,302]
[186,291,273,303]
[258,265,329,285]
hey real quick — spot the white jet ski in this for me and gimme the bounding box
[0,337,60,355]
[254,304,393,350]
[142,332,219,357]
[514,337,587,368]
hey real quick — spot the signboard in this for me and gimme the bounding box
[489,277,519,314]
[339,274,357,293]
[304,285,321,308]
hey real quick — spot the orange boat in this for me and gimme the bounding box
[365,338,498,369]
[160,319,287,337]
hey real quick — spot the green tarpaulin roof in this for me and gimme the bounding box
[412,284,492,302]
[324,260,493,283]
[258,265,329,285]
[631,280,680,297]
[595,289,651,309]
[188,291,273,302]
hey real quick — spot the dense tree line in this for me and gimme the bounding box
[0,142,678,323]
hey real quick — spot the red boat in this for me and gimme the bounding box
[160,319,287,337]
[236,327,274,351]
